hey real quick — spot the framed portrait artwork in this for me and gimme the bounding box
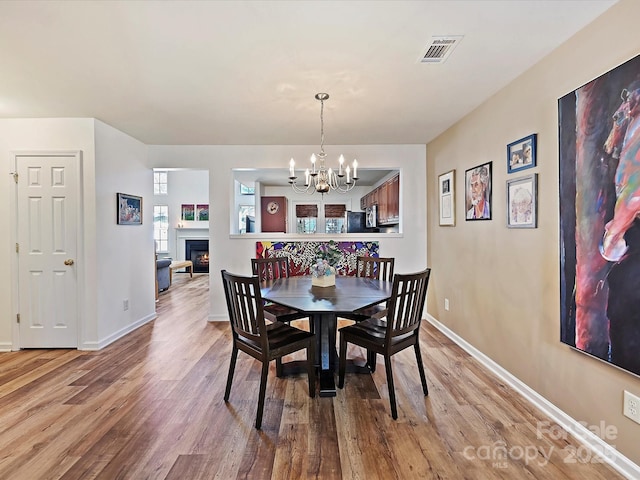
[438,170,455,226]
[117,193,142,225]
[181,204,195,221]
[465,162,492,221]
[507,133,537,173]
[506,174,537,228]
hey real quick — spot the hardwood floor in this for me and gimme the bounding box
[0,272,625,479]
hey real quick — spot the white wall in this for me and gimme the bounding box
[94,120,154,345]
[0,118,155,351]
[0,118,96,350]
[147,144,427,320]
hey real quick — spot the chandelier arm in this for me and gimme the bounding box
[290,180,316,194]
[334,180,357,193]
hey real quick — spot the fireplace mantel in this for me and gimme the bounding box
[176,228,209,262]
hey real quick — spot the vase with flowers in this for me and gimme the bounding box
[311,240,341,287]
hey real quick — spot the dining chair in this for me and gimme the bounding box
[221,269,316,429]
[341,256,395,370]
[337,267,431,419]
[251,257,310,325]
[346,256,395,319]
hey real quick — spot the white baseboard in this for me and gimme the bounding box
[208,314,226,322]
[0,342,13,352]
[81,313,157,351]
[426,315,640,480]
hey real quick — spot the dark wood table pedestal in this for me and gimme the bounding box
[315,313,338,397]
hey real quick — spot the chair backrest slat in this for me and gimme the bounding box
[386,268,431,341]
[251,257,290,281]
[356,256,394,282]
[221,269,268,348]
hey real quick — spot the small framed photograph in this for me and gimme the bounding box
[117,193,142,225]
[196,204,209,221]
[507,133,536,173]
[465,162,492,221]
[438,170,455,226]
[507,174,538,228]
[181,204,195,221]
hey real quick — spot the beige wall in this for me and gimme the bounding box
[427,0,640,467]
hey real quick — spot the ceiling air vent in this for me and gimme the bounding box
[420,35,463,64]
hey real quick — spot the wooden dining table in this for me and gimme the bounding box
[261,275,393,397]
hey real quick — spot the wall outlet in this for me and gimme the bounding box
[444,298,450,311]
[623,390,640,424]
[123,299,129,311]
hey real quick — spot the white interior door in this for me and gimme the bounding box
[16,152,80,348]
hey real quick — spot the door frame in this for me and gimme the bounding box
[10,150,84,350]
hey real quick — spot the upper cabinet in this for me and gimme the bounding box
[360,173,400,225]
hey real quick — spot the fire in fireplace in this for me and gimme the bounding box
[185,239,209,273]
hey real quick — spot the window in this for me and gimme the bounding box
[239,205,255,234]
[325,218,345,234]
[154,205,169,252]
[297,218,317,234]
[325,204,346,234]
[154,171,168,195]
[240,183,255,195]
[296,204,318,234]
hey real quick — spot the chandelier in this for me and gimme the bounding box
[288,93,359,195]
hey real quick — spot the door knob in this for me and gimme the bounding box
[64,259,75,266]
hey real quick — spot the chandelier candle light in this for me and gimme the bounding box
[288,93,359,195]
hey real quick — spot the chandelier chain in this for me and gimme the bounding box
[319,96,325,157]
[287,92,359,195]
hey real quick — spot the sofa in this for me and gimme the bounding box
[157,258,172,292]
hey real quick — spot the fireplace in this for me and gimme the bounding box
[185,239,209,273]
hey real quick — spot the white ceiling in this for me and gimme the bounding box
[0,0,617,146]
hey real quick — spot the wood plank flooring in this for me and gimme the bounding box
[0,272,625,479]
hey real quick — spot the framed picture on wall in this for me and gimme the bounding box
[181,204,195,221]
[465,162,492,221]
[559,53,640,377]
[506,174,537,228]
[438,170,455,226]
[196,204,209,221]
[117,193,142,225]
[507,133,537,173]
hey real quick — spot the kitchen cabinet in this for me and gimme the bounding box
[359,173,400,225]
[387,174,400,224]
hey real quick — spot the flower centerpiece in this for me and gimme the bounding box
[311,240,341,287]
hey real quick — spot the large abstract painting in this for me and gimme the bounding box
[559,54,640,377]
[256,241,379,276]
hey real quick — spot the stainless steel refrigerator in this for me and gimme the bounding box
[346,211,367,233]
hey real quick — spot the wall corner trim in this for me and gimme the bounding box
[427,315,640,480]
